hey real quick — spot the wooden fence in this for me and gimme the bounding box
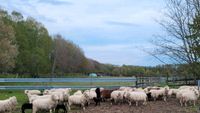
[136,76,196,87]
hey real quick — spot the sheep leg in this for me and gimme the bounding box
[184,101,187,107]
[163,97,167,102]
[136,101,138,107]
[50,109,53,113]
[32,107,37,113]
[143,101,147,105]
[68,104,71,111]
[193,100,196,106]
[81,103,85,110]
[129,101,131,106]
[153,97,156,101]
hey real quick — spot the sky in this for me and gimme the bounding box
[0,0,166,66]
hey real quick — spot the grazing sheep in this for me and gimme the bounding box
[32,95,59,113]
[100,89,115,101]
[73,90,83,95]
[181,89,199,106]
[83,90,97,105]
[0,96,18,113]
[150,87,169,101]
[144,86,161,93]
[21,103,67,113]
[25,90,41,95]
[178,86,192,90]
[93,87,101,106]
[46,92,69,104]
[110,90,125,105]
[177,88,199,106]
[168,88,179,97]
[126,91,147,106]
[43,88,71,95]
[68,92,89,110]
[27,94,51,104]
[119,87,134,92]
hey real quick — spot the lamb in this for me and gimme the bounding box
[149,86,169,101]
[0,96,18,113]
[68,92,89,110]
[25,90,41,95]
[32,94,59,113]
[126,91,147,106]
[110,90,125,105]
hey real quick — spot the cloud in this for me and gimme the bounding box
[37,0,73,5]
[105,21,139,27]
[0,0,166,66]
[82,43,161,66]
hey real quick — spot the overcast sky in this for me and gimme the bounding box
[0,0,166,66]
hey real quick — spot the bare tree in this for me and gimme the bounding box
[51,34,88,76]
[153,0,200,80]
[0,19,18,73]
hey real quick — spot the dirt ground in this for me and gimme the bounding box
[70,98,200,113]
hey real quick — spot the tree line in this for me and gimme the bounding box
[0,8,194,78]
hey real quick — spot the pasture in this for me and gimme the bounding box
[0,88,199,113]
[0,77,199,113]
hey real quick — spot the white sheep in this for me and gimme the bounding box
[110,90,125,105]
[48,91,69,104]
[28,94,51,103]
[68,92,89,110]
[150,87,169,101]
[0,96,18,113]
[181,88,199,106]
[43,88,71,95]
[32,94,59,113]
[168,88,179,97]
[178,86,193,90]
[25,90,41,95]
[176,88,199,106]
[73,90,83,95]
[119,87,134,92]
[126,91,147,106]
[83,90,97,104]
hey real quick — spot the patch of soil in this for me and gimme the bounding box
[70,98,199,113]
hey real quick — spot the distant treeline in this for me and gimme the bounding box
[0,9,191,77]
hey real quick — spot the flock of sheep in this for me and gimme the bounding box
[0,85,199,113]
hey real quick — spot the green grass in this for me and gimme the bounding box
[0,82,134,87]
